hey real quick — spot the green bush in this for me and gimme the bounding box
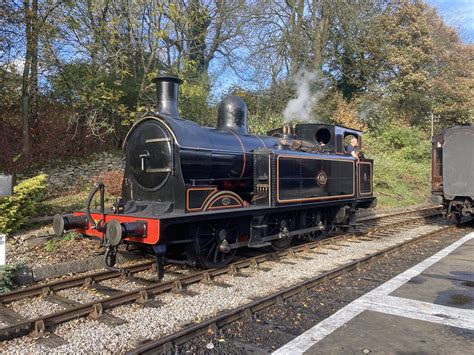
[365,124,431,163]
[0,174,47,234]
[364,124,432,207]
[371,152,431,207]
[0,264,20,293]
[248,113,284,135]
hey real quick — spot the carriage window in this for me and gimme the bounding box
[433,148,442,176]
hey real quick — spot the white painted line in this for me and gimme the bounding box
[276,303,367,353]
[273,232,474,355]
[365,232,474,297]
[365,295,474,330]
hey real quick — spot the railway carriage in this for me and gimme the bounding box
[53,74,376,279]
[431,125,474,222]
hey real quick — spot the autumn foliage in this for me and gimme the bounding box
[92,170,124,198]
[1,0,472,175]
[331,94,367,131]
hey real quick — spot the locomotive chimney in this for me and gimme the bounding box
[153,73,182,118]
[217,96,248,135]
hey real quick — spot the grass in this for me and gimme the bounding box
[364,125,432,208]
[371,151,431,207]
[44,231,78,252]
[37,189,117,217]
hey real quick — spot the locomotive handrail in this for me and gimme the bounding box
[85,182,105,231]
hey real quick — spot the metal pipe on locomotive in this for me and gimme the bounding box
[53,74,376,280]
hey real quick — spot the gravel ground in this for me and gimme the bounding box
[9,297,64,319]
[356,203,435,221]
[57,287,107,304]
[99,277,142,292]
[6,234,102,268]
[1,220,451,353]
[133,266,192,283]
[184,228,468,354]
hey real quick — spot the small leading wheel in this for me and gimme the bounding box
[303,210,329,241]
[194,220,238,268]
[267,213,294,251]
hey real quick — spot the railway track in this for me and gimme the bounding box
[1,206,441,302]
[0,206,443,342]
[128,223,470,354]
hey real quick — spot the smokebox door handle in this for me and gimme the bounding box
[139,150,151,171]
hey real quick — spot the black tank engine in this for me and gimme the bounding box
[53,74,376,278]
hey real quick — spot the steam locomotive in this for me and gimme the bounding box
[53,74,376,279]
[431,125,474,223]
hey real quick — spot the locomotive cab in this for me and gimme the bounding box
[268,123,363,155]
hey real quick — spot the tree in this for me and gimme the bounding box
[375,1,473,127]
[243,0,335,85]
[43,0,247,137]
[20,0,39,159]
[325,1,389,100]
[17,0,65,159]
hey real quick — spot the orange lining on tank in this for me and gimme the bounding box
[276,154,355,203]
[204,191,244,210]
[186,187,218,212]
[358,161,373,196]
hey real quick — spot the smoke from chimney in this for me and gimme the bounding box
[283,69,324,123]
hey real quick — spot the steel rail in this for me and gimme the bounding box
[0,207,440,304]
[128,224,468,355]
[0,210,441,341]
[356,205,442,222]
[0,261,154,303]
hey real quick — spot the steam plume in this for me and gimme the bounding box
[283,69,324,123]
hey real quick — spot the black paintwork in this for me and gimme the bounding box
[268,123,362,154]
[358,162,373,195]
[277,153,355,203]
[153,74,182,118]
[111,75,376,254]
[217,96,248,134]
[122,115,278,209]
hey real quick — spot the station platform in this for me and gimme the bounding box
[273,232,474,354]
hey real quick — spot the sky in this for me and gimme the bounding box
[7,0,472,98]
[427,0,474,43]
[209,0,474,97]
